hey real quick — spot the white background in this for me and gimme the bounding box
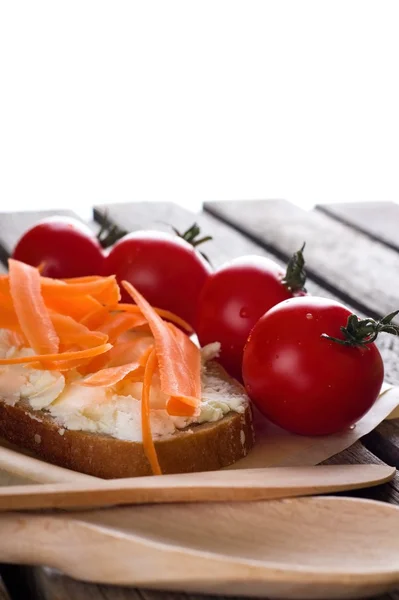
[0,1,398,217]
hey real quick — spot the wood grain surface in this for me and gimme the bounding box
[21,568,399,600]
[0,579,10,600]
[317,201,399,253]
[0,201,399,600]
[205,199,399,319]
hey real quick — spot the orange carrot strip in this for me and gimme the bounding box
[116,303,193,334]
[79,306,110,329]
[31,357,95,371]
[77,350,112,375]
[50,313,108,349]
[0,290,22,332]
[0,308,23,333]
[105,337,154,367]
[41,276,120,305]
[0,289,14,311]
[142,349,162,475]
[0,277,9,296]
[44,294,102,321]
[166,396,199,417]
[138,344,154,367]
[62,275,103,284]
[0,343,112,366]
[97,313,148,343]
[80,362,143,387]
[122,281,201,417]
[9,259,59,355]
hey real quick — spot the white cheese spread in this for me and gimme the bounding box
[0,334,247,442]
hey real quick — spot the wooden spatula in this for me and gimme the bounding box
[0,464,394,511]
[0,496,399,598]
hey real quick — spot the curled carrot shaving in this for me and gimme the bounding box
[122,281,201,417]
[79,306,110,329]
[50,313,108,349]
[77,350,113,376]
[0,303,21,333]
[80,362,143,387]
[31,357,98,372]
[0,343,112,367]
[62,275,103,284]
[0,278,9,296]
[138,344,154,367]
[105,337,154,368]
[0,290,14,312]
[44,294,102,321]
[9,259,59,355]
[41,275,120,305]
[142,349,162,475]
[116,303,193,334]
[97,312,148,343]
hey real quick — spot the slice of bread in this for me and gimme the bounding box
[0,362,255,478]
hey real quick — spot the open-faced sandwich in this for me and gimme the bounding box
[0,260,254,477]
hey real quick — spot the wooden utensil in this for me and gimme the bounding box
[0,496,399,598]
[0,464,394,511]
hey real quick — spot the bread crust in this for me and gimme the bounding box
[0,364,255,478]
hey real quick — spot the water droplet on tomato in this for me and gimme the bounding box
[306,313,313,320]
[349,424,356,430]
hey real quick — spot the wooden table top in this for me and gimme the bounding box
[0,199,399,600]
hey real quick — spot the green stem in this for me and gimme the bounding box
[97,212,128,249]
[282,243,307,293]
[321,310,399,348]
[172,222,213,265]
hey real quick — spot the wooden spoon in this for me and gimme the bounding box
[0,464,394,511]
[0,496,398,598]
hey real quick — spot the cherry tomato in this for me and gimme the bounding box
[12,217,104,279]
[104,230,212,327]
[242,296,386,435]
[196,251,306,381]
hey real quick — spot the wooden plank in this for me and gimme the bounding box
[364,420,399,468]
[323,442,399,504]
[317,201,399,254]
[0,210,100,269]
[0,578,10,600]
[204,199,399,320]
[0,564,34,600]
[21,566,146,600]
[20,565,399,600]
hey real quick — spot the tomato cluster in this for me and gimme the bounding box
[13,215,396,437]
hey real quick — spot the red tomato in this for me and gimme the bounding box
[196,252,306,381]
[12,217,104,279]
[104,231,212,327]
[242,296,386,435]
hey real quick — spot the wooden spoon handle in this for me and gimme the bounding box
[0,465,394,512]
